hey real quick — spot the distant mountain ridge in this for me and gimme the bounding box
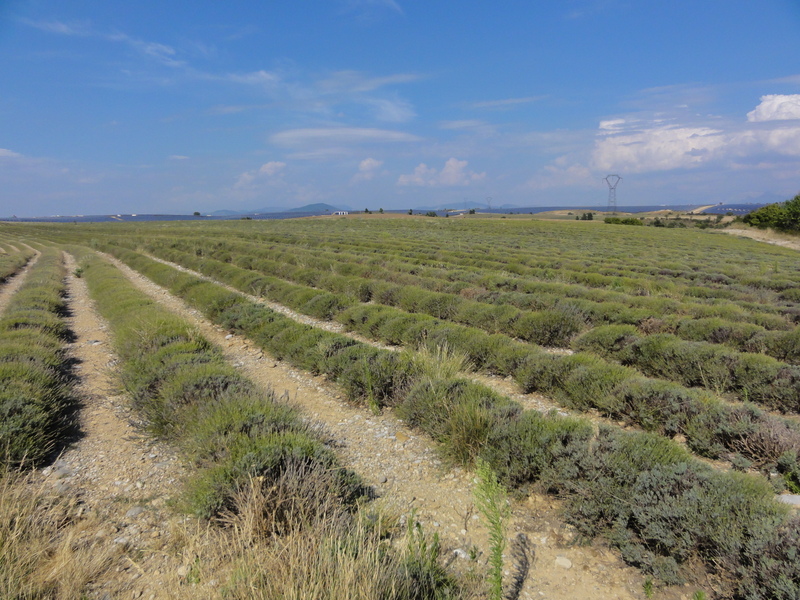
[210,202,342,216]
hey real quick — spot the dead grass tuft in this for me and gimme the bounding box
[0,469,119,599]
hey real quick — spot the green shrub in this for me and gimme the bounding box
[481,411,593,490]
[399,378,520,466]
[572,324,639,358]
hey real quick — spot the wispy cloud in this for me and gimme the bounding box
[22,18,185,68]
[341,0,404,20]
[227,70,281,86]
[397,158,485,187]
[19,18,92,36]
[0,148,23,159]
[271,127,421,147]
[234,161,287,189]
[317,70,421,93]
[469,96,544,110]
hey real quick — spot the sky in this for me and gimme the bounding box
[2,0,800,216]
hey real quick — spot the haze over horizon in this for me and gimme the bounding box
[2,1,800,217]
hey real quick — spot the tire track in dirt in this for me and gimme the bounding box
[102,252,668,600]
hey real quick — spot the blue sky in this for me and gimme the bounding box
[2,0,800,216]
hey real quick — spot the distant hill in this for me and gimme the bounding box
[210,203,341,216]
[288,203,340,213]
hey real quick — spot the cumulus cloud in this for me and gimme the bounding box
[592,96,800,174]
[351,157,384,183]
[591,123,727,173]
[397,158,485,187]
[747,95,800,122]
[235,161,287,189]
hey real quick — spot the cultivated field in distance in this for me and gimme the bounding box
[1,214,799,599]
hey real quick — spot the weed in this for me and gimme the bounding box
[473,458,509,600]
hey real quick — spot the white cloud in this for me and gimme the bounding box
[397,158,485,187]
[598,119,628,133]
[317,70,420,93]
[591,124,727,173]
[0,149,22,159]
[341,0,404,19]
[363,98,416,122]
[352,157,384,183]
[758,127,800,156]
[258,161,286,176]
[19,18,91,36]
[23,18,185,68]
[228,70,281,87]
[168,155,189,160]
[271,127,421,147]
[747,95,800,122]
[440,120,484,130]
[235,161,287,189]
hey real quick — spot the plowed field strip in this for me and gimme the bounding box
[102,252,657,600]
[138,251,573,415]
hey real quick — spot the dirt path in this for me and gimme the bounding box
[100,253,684,600]
[0,251,39,315]
[38,253,191,599]
[141,251,577,416]
[721,227,800,251]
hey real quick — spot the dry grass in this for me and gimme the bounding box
[721,226,800,251]
[411,343,473,384]
[158,463,473,600]
[0,469,119,599]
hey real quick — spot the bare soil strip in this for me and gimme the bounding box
[721,227,800,251]
[39,254,191,599]
[140,252,571,415]
[0,252,39,316]
[101,253,671,599]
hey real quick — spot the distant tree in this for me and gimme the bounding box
[408,209,413,215]
[469,208,476,215]
[425,211,438,217]
[782,193,800,232]
[743,193,800,232]
[379,207,384,214]
[193,211,201,216]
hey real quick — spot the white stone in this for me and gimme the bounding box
[555,556,572,569]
